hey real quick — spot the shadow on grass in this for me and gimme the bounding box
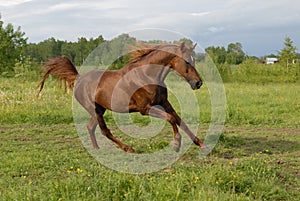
[211,130,300,159]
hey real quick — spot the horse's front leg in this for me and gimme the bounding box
[163,101,209,151]
[146,106,182,152]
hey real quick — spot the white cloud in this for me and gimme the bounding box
[208,26,225,33]
[48,3,81,11]
[0,0,32,7]
[189,12,211,17]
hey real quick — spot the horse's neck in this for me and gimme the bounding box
[145,64,171,83]
[121,50,174,82]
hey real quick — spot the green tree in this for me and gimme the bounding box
[0,16,27,74]
[24,35,105,66]
[205,42,245,65]
[98,34,135,67]
[61,42,77,63]
[38,37,63,61]
[75,37,89,65]
[226,42,245,65]
[278,36,297,69]
[205,46,227,64]
[24,38,64,62]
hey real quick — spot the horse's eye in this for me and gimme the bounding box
[185,60,191,65]
[185,67,189,73]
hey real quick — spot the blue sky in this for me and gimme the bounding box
[1,0,299,56]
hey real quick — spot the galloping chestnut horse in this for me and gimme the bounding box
[38,42,207,153]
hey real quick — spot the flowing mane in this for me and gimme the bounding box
[128,48,156,64]
[128,43,179,64]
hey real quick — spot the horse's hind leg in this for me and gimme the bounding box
[76,98,100,149]
[87,116,99,149]
[74,88,100,149]
[95,103,134,153]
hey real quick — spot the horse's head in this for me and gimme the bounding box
[170,42,202,90]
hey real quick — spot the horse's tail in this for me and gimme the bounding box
[38,56,79,97]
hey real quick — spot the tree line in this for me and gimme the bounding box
[0,16,27,74]
[205,42,246,65]
[0,16,299,81]
[25,36,105,66]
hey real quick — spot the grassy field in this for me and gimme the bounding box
[0,77,299,200]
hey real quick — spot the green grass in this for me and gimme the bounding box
[225,82,300,127]
[0,77,299,200]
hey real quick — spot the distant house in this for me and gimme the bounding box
[266,57,279,64]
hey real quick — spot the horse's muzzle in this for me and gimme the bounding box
[190,80,202,90]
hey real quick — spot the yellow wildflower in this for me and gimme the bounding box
[76,168,84,173]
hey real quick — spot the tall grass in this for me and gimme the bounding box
[225,82,300,127]
[1,75,300,127]
[0,77,73,125]
[202,59,300,84]
[231,59,300,83]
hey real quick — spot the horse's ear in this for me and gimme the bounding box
[180,42,186,51]
[191,43,197,50]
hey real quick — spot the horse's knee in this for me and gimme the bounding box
[87,118,97,132]
[167,115,177,125]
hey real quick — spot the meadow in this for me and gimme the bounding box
[0,74,299,200]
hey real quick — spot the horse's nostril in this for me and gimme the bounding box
[196,81,202,89]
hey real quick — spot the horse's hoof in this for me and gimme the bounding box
[173,146,180,152]
[200,144,210,152]
[124,147,135,153]
[173,137,181,152]
[93,145,100,150]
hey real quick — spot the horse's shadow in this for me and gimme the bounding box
[211,131,300,158]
